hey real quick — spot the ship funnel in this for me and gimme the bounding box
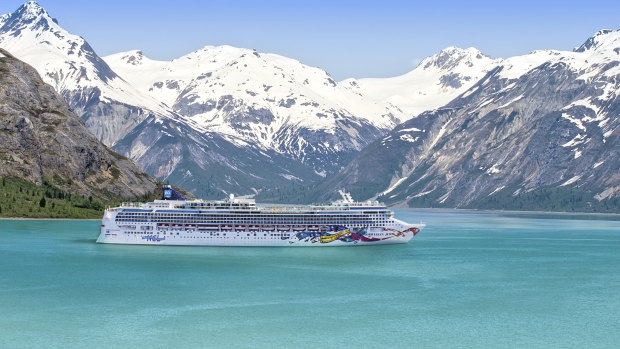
[162,185,188,200]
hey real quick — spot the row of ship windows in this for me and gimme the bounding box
[129,232,387,237]
[117,221,387,225]
[117,213,388,218]
[125,232,293,239]
[115,215,388,219]
[116,219,386,223]
[126,231,292,237]
[120,211,383,214]
[116,218,382,224]
[117,219,387,223]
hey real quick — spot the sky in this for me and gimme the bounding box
[1,0,619,80]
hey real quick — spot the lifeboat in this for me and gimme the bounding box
[234,225,246,231]
[293,226,306,231]
[262,225,275,231]
[221,225,232,230]
[248,225,260,231]
[308,225,319,231]
[277,226,290,231]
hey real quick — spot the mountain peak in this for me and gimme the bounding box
[14,1,51,21]
[421,46,490,70]
[119,49,146,65]
[574,29,620,52]
[1,1,59,33]
[439,46,479,55]
[18,1,45,15]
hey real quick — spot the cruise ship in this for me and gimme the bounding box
[97,186,424,246]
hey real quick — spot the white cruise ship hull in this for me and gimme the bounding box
[98,217,423,247]
[97,188,425,247]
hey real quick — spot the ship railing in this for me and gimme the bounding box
[260,205,311,212]
[121,202,143,208]
[258,204,383,212]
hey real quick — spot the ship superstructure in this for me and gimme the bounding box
[97,186,424,246]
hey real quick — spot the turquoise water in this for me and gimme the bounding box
[1,210,619,348]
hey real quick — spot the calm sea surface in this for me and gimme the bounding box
[1,210,619,348]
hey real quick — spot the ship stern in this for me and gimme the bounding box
[97,209,115,244]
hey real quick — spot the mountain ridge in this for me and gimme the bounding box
[2,2,618,211]
[310,29,620,212]
[0,2,406,198]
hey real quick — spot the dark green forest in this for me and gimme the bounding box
[0,177,163,219]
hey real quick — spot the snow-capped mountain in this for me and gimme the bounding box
[5,2,616,209]
[104,47,405,175]
[0,1,173,146]
[341,46,500,117]
[0,2,399,197]
[314,30,620,212]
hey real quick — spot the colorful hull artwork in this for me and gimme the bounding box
[289,226,421,245]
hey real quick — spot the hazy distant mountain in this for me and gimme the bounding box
[341,46,500,116]
[314,30,620,212]
[0,48,157,200]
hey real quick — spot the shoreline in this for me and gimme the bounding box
[0,217,100,221]
[3,207,620,221]
[395,207,620,216]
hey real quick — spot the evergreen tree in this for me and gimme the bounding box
[39,197,46,208]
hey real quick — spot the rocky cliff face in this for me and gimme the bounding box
[112,113,321,199]
[316,30,620,212]
[0,49,157,201]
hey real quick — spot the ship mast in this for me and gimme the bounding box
[338,189,354,204]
